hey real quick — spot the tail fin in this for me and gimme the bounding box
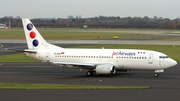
[22,18,62,50]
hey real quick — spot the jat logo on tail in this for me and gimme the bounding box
[27,23,39,47]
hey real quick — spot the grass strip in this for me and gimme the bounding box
[0,53,39,62]
[1,28,179,40]
[0,83,150,90]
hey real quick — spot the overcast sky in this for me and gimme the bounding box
[0,0,180,19]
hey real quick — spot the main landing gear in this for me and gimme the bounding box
[87,71,94,76]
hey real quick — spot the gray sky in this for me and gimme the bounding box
[0,0,180,19]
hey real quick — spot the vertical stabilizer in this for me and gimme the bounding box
[22,18,61,49]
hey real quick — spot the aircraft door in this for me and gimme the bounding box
[46,52,50,62]
[148,53,153,64]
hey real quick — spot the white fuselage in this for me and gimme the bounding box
[25,48,176,71]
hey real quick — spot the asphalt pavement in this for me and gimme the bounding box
[0,62,179,101]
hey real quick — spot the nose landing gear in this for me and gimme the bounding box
[154,73,159,77]
[154,69,164,77]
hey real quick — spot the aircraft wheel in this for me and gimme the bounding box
[87,71,93,76]
[154,73,159,77]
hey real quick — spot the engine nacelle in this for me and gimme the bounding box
[95,64,116,75]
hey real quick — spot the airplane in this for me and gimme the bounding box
[21,18,177,77]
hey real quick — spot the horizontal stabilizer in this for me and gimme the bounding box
[5,48,37,53]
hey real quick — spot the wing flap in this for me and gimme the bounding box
[51,62,96,69]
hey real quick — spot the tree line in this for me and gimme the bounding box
[1,16,180,29]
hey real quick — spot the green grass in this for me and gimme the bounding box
[0,44,180,62]
[0,30,159,40]
[0,53,39,62]
[0,83,149,90]
[1,28,180,40]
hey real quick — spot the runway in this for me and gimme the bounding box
[0,62,180,101]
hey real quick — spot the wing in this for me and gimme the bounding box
[51,62,96,69]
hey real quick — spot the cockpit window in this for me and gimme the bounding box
[159,56,169,59]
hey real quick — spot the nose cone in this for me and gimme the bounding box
[169,59,177,67]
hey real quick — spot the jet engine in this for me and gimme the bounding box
[95,64,116,75]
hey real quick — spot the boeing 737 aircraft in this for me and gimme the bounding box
[21,18,177,77]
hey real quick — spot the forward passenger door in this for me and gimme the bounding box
[148,54,153,64]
